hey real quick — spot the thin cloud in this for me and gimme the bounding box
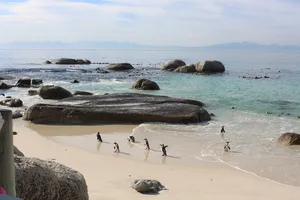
[0,0,299,45]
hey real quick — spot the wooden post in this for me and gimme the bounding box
[0,109,16,196]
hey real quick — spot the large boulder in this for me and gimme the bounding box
[0,98,23,107]
[38,85,73,100]
[132,79,160,90]
[174,64,196,73]
[15,156,88,200]
[107,63,134,71]
[73,91,93,96]
[50,58,91,65]
[131,179,166,193]
[278,132,300,146]
[23,93,211,125]
[161,59,186,71]
[195,60,225,73]
[0,82,12,89]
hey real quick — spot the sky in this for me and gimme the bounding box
[0,0,300,46]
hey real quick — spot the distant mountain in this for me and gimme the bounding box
[1,41,300,51]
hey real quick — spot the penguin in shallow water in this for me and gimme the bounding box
[224,141,231,152]
[96,132,102,142]
[160,144,168,156]
[127,135,135,143]
[113,142,120,153]
[221,126,225,133]
[144,138,150,150]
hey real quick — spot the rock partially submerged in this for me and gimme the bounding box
[131,179,166,194]
[132,79,160,90]
[23,93,210,125]
[278,132,300,146]
[195,60,225,73]
[0,82,12,89]
[38,85,73,100]
[161,59,186,71]
[15,156,88,200]
[46,58,91,65]
[16,79,43,88]
[73,91,93,96]
[107,63,134,71]
[174,64,196,73]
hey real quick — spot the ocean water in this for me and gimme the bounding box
[1,49,300,186]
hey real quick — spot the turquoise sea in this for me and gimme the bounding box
[1,49,300,186]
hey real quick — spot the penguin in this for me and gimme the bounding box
[127,135,135,143]
[224,141,231,152]
[113,142,120,153]
[96,132,102,142]
[144,138,150,150]
[160,144,168,156]
[221,126,225,133]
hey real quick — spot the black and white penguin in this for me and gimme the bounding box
[144,138,150,150]
[160,144,168,156]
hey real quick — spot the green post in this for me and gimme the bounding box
[0,109,16,196]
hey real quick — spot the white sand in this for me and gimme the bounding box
[13,119,300,200]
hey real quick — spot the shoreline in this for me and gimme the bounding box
[13,119,300,199]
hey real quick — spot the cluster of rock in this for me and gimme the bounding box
[23,92,211,125]
[0,78,43,90]
[161,59,225,74]
[45,58,91,65]
[14,155,88,200]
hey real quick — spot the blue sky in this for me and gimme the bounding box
[0,0,300,46]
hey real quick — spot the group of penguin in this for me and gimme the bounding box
[96,125,230,156]
[96,132,168,156]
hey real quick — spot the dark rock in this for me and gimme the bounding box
[173,64,196,73]
[71,80,80,84]
[38,85,73,100]
[107,63,134,71]
[73,91,93,96]
[161,59,186,70]
[14,146,24,156]
[131,179,166,194]
[15,156,88,200]
[278,132,300,146]
[16,79,31,88]
[5,96,12,98]
[210,113,215,117]
[23,93,210,125]
[0,98,23,107]
[0,82,12,89]
[28,90,38,96]
[13,131,18,135]
[95,68,109,74]
[12,111,23,119]
[195,60,225,73]
[31,79,43,85]
[50,58,91,65]
[132,79,160,90]
[45,60,51,64]
[231,107,235,109]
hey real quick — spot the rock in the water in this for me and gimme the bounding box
[161,59,186,70]
[0,82,12,89]
[45,60,51,64]
[12,110,23,119]
[131,179,166,193]
[15,156,88,200]
[38,85,73,100]
[107,63,134,71]
[132,79,160,90]
[195,60,225,73]
[173,64,196,73]
[0,98,23,107]
[71,80,80,84]
[50,58,91,65]
[14,146,24,156]
[31,79,43,85]
[73,91,93,96]
[278,132,300,146]
[23,93,210,125]
[16,79,31,88]
[28,89,38,96]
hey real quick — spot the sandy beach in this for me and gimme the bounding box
[13,119,300,200]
